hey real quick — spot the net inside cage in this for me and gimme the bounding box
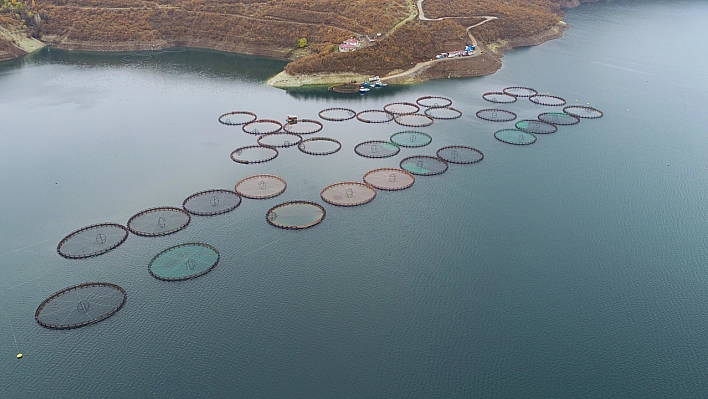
[283,119,323,135]
[476,109,517,122]
[494,129,537,145]
[390,131,432,148]
[257,133,302,148]
[321,182,377,206]
[266,201,326,229]
[363,168,415,191]
[354,141,400,158]
[35,283,126,329]
[231,146,279,164]
[57,223,128,259]
[319,107,357,121]
[384,102,420,115]
[149,243,219,281]
[298,138,342,155]
[182,190,242,216]
[515,119,558,134]
[436,146,484,164]
[400,156,448,176]
[538,112,580,125]
[235,174,287,199]
[128,207,190,236]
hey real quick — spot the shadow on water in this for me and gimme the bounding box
[283,84,415,101]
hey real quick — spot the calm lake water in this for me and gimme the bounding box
[2,0,708,397]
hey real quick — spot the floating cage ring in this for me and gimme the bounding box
[298,137,342,156]
[494,129,537,145]
[57,223,129,259]
[503,86,538,97]
[562,105,604,119]
[321,182,377,207]
[482,91,517,104]
[35,282,127,330]
[235,174,287,199]
[399,155,449,176]
[354,140,401,159]
[127,207,191,237]
[394,113,434,128]
[356,110,395,124]
[282,118,323,135]
[416,95,453,108]
[148,242,220,282]
[182,189,242,216]
[529,94,567,106]
[266,201,326,230]
[218,111,257,126]
[242,119,283,135]
[383,102,420,115]
[390,131,433,148]
[476,108,518,122]
[318,107,357,121]
[436,146,485,165]
[424,107,462,120]
[256,133,303,148]
[331,83,362,94]
[230,145,279,164]
[363,168,415,191]
[515,119,558,134]
[538,112,580,126]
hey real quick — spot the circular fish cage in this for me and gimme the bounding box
[494,129,537,145]
[476,108,517,122]
[436,146,484,164]
[503,86,538,97]
[230,145,279,164]
[235,174,287,199]
[148,243,220,281]
[283,119,323,135]
[383,102,420,115]
[257,133,302,148]
[321,182,377,207]
[35,282,127,330]
[538,112,580,126]
[182,189,242,216]
[266,201,326,230]
[318,107,357,121]
[363,168,415,191]
[298,137,342,156]
[515,119,558,134]
[482,91,517,104]
[218,111,257,126]
[394,113,434,128]
[331,83,361,94]
[529,94,566,106]
[400,155,449,176]
[128,207,191,237]
[242,119,283,135]
[416,95,453,108]
[390,131,432,148]
[354,141,401,159]
[57,223,129,259]
[356,110,394,123]
[424,107,462,120]
[563,105,604,119]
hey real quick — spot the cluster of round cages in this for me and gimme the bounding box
[318,107,356,122]
[283,118,323,135]
[127,207,191,237]
[231,145,279,164]
[321,182,377,207]
[494,129,537,145]
[363,167,415,191]
[563,105,604,119]
[383,102,420,115]
[416,96,453,109]
[476,108,517,122]
[482,91,517,104]
[257,132,302,148]
[394,113,434,128]
[424,107,462,120]
[298,137,342,156]
[242,119,283,135]
[218,111,257,126]
[266,201,326,230]
[400,155,449,176]
[148,243,220,281]
[354,140,400,159]
[529,94,566,106]
[515,119,558,134]
[331,83,362,94]
[356,110,394,124]
[35,282,127,330]
[182,189,242,216]
[235,174,287,199]
[436,146,484,164]
[390,131,432,148]
[502,86,538,98]
[538,112,580,126]
[57,223,129,259]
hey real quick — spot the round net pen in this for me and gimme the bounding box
[482,91,517,104]
[266,201,326,230]
[242,119,283,135]
[494,129,537,145]
[563,105,604,119]
[436,146,484,164]
[257,133,302,148]
[298,137,342,156]
[182,189,242,216]
[235,174,287,199]
[321,182,377,207]
[363,168,415,191]
[283,119,323,135]
[148,243,220,281]
[356,110,394,124]
[331,83,361,94]
[35,282,127,330]
[476,109,517,122]
[529,94,566,106]
[424,107,462,120]
[57,223,129,259]
[515,119,558,134]
[394,113,434,128]
[400,155,448,176]
[503,86,538,97]
[218,111,257,126]
[390,131,432,148]
[354,141,400,159]
[538,112,580,126]
[319,107,357,121]
[383,102,420,115]
[416,95,453,108]
[127,207,191,237]
[230,145,279,164]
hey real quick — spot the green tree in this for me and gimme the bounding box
[297,37,308,48]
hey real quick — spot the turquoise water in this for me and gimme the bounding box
[2,0,708,397]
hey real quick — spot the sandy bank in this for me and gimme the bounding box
[0,24,45,61]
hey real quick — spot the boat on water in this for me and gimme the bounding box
[359,87,371,93]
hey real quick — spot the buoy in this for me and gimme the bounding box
[587,102,590,105]
[17,354,22,359]
[575,100,578,102]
